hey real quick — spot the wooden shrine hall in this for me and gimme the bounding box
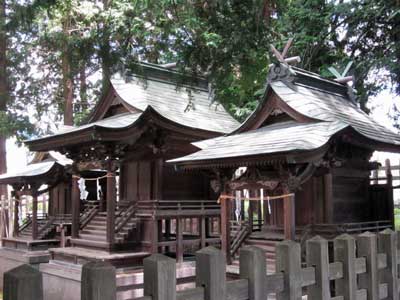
[0,151,73,250]
[24,63,239,262]
[170,61,400,262]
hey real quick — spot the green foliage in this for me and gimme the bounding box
[2,0,400,140]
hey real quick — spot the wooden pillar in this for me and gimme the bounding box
[385,159,394,229]
[71,172,80,238]
[283,188,295,241]
[151,219,160,254]
[32,191,38,240]
[176,217,183,263]
[248,197,254,232]
[106,167,116,246]
[221,196,231,264]
[12,191,19,237]
[324,172,333,223]
[165,219,171,253]
[200,216,206,248]
[256,190,262,230]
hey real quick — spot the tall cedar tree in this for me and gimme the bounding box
[0,0,7,196]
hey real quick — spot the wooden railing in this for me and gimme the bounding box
[230,221,251,257]
[37,216,56,239]
[137,200,219,210]
[80,202,99,229]
[136,200,220,216]
[370,159,400,189]
[312,220,392,236]
[115,204,136,233]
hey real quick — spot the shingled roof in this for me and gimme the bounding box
[26,63,239,151]
[169,63,400,168]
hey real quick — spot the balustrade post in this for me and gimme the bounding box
[306,236,330,299]
[276,240,302,300]
[334,234,357,300]
[357,232,379,300]
[143,254,176,300]
[196,247,226,300]
[378,229,398,300]
[81,261,116,300]
[240,246,266,300]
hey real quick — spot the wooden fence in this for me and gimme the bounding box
[5,229,400,300]
[131,229,400,300]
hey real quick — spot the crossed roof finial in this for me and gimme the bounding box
[270,38,301,65]
[328,61,354,84]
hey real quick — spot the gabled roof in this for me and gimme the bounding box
[109,74,239,134]
[169,63,400,168]
[169,121,349,165]
[0,161,65,185]
[26,63,239,151]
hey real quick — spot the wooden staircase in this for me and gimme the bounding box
[18,216,58,240]
[70,204,138,251]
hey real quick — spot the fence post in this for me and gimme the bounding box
[3,264,43,300]
[239,246,266,300]
[81,261,116,300]
[276,240,302,300]
[143,254,176,300]
[196,246,226,300]
[334,234,357,300]
[357,232,379,300]
[378,229,399,300]
[306,236,330,300]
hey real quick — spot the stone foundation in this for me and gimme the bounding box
[0,247,50,289]
[40,262,81,300]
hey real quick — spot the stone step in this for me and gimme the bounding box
[89,221,107,226]
[85,224,106,230]
[80,229,106,236]
[245,239,279,247]
[70,238,110,250]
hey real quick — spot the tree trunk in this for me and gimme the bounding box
[79,66,88,112]
[62,16,74,126]
[0,0,8,198]
[100,0,111,95]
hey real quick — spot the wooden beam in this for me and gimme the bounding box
[281,38,293,58]
[106,168,116,246]
[71,173,80,238]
